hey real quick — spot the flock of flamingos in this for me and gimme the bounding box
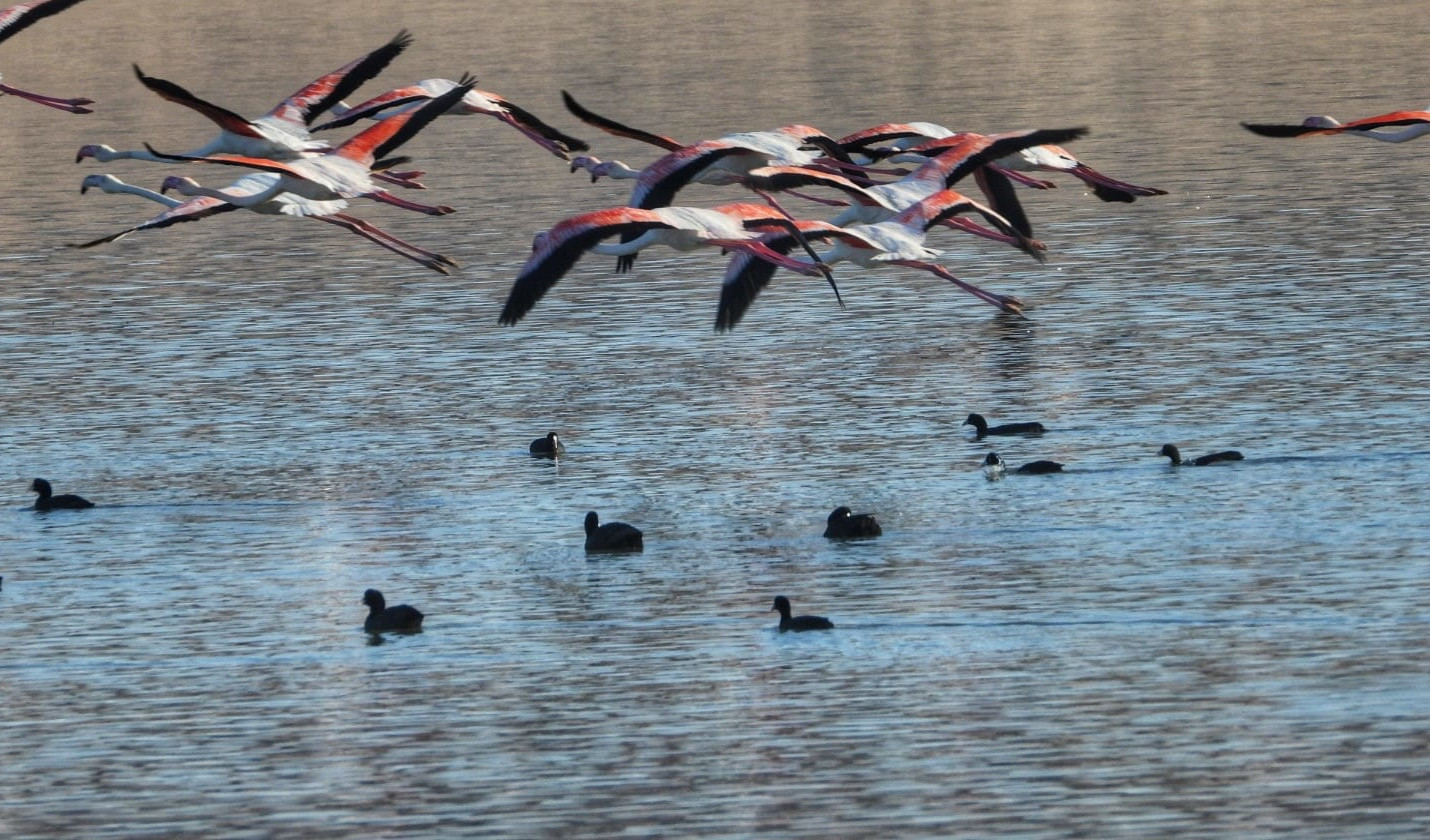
[10,1,1430,332]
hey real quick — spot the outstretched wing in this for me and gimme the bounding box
[561,89,682,151]
[266,29,414,127]
[132,64,264,138]
[69,197,240,248]
[0,0,89,46]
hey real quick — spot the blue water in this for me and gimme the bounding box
[3,0,1429,836]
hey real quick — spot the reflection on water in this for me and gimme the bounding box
[3,0,1430,836]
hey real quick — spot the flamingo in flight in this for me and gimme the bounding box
[497,203,840,327]
[311,78,589,161]
[714,189,1028,332]
[847,123,1167,203]
[0,0,94,113]
[71,174,458,274]
[76,30,424,188]
[139,75,478,216]
[1242,109,1430,143]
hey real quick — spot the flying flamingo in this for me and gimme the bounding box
[848,123,1166,203]
[139,75,477,216]
[72,173,458,274]
[76,30,424,189]
[312,78,589,161]
[497,203,839,326]
[714,189,1028,332]
[1242,109,1430,143]
[0,0,94,113]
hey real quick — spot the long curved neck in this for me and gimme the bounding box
[97,181,182,208]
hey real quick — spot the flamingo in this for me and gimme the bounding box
[312,78,589,161]
[72,173,457,275]
[138,75,477,216]
[497,203,839,326]
[75,30,424,189]
[740,164,1046,259]
[714,189,1027,332]
[1242,110,1430,143]
[853,123,1166,203]
[0,0,94,113]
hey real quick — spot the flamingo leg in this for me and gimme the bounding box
[372,170,428,190]
[315,214,454,274]
[365,189,455,216]
[893,258,1026,317]
[0,83,93,113]
[332,213,458,267]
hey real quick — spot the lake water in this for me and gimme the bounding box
[3,0,1429,836]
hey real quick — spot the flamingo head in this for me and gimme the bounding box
[568,155,607,181]
[79,174,120,194]
[160,175,199,195]
[75,144,112,163]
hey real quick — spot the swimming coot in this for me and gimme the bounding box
[529,431,566,457]
[30,478,94,511]
[1159,444,1244,466]
[584,510,643,553]
[824,505,882,539]
[963,413,1046,438]
[983,452,1064,475]
[772,595,833,632]
[362,589,424,633]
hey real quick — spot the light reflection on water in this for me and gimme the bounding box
[3,0,1430,836]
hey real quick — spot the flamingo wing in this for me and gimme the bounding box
[0,0,88,46]
[494,96,590,154]
[560,89,682,151]
[310,87,430,132]
[266,29,413,127]
[141,143,305,177]
[716,223,845,332]
[498,210,674,325]
[630,142,749,209]
[336,73,475,165]
[132,64,264,138]
[69,196,240,248]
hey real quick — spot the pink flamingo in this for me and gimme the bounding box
[1243,109,1430,143]
[71,173,458,274]
[138,75,477,216]
[498,203,839,326]
[312,78,588,161]
[76,30,424,189]
[0,0,94,113]
[715,189,1028,332]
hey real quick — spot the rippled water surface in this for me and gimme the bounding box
[3,0,1429,836]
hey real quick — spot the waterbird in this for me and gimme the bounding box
[314,78,588,161]
[584,511,643,553]
[529,431,565,457]
[71,174,457,274]
[138,74,478,216]
[497,203,839,326]
[1159,444,1243,466]
[771,595,833,632]
[824,506,881,539]
[983,452,1063,475]
[362,589,424,633]
[30,478,93,510]
[77,31,416,174]
[0,0,94,113]
[714,190,1028,331]
[1242,110,1430,143]
[963,413,1046,438]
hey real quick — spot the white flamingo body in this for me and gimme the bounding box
[0,0,93,113]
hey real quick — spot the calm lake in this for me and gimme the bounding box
[2,0,1428,836]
